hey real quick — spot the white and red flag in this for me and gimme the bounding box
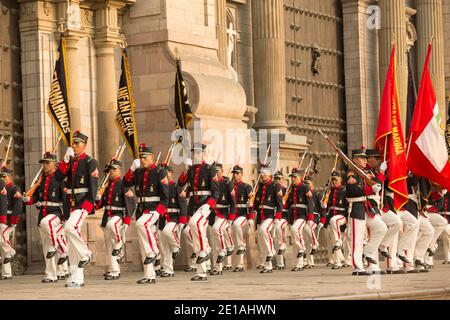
[407,44,450,190]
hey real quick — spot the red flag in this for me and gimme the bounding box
[407,44,450,190]
[374,46,408,210]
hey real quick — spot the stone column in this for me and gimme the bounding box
[252,0,287,131]
[417,0,446,117]
[379,0,408,125]
[94,43,119,167]
[65,35,81,130]
[93,1,123,168]
[216,0,227,65]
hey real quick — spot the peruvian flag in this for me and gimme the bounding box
[407,44,450,190]
[375,45,408,210]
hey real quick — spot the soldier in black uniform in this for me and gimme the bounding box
[55,130,98,288]
[230,165,252,272]
[209,163,235,276]
[0,174,7,278]
[252,165,283,274]
[178,143,219,281]
[0,168,22,280]
[285,168,314,272]
[159,165,187,278]
[22,152,67,283]
[437,190,450,263]
[323,171,348,269]
[345,147,382,276]
[273,171,289,270]
[123,143,169,284]
[96,159,135,280]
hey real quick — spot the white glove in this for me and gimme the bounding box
[321,202,327,209]
[379,161,388,172]
[372,184,382,194]
[95,193,102,201]
[22,195,30,203]
[64,147,74,163]
[442,189,448,195]
[185,158,193,169]
[122,224,129,235]
[130,159,141,172]
[318,222,324,229]
[35,201,42,208]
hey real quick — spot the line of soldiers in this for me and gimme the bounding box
[0,132,449,286]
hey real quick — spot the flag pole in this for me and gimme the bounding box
[380,138,388,210]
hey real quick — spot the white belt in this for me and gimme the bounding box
[6,210,12,214]
[215,204,229,209]
[139,196,161,203]
[189,191,211,196]
[292,204,308,209]
[259,205,275,210]
[38,201,62,207]
[329,206,345,211]
[236,204,249,208]
[105,206,125,211]
[66,188,89,194]
[347,196,366,203]
[441,212,450,216]
[367,195,381,203]
[167,208,180,213]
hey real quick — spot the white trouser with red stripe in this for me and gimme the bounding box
[325,227,336,264]
[64,209,91,285]
[189,209,212,277]
[291,218,307,267]
[0,223,14,277]
[348,218,366,272]
[428,213,448,251]
[223,220,234,268]
[211,216,228,272]
[136,212,160,279]
[274,218,288,267]
[55,224,68,277]
[397,210,420,271]
[182,224,196,268]
[103,216,123,276]
[304,222,317,266]
[379,210,402,271]
[364,214,387,272]
[161,222,181,274]
[441,223,450,261]
[329,215,347,267]
[232,216,249,268]
[414,215,434,264]
[257,218,275,270]
[39,214,64,280]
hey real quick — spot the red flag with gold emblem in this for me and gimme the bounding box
[374,45,408,210]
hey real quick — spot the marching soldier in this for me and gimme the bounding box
[251,164,283,273]
[22,152,68,283]
[324,171,348,270]
[209,163,235,276]
[230,165,253,272]
[55,130,98,288]
[303,176,326,268]
[159,165,187,277]
[96,160,135,280]
[178,143,219,281]
[345,147,381,276]
[438,189,450,264]
[273,171,289,270]
[0,168,22,280]
[361,150,388,274]
[123,143,169,284]
[285,168,314,272]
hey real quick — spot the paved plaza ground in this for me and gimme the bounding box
[1,260,449,300]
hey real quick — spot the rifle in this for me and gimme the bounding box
[0,136,13,168]
[318,130,376,186]
[282,151,307,204]
[25,135,63,198]
[155,151,162,166]
[164,143,176,166]
[321,153,339,204]
[0,135,4,148]
[97,142,127,197]
[249,144,271,206]
[302,157,314,180]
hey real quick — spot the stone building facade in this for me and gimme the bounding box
[0,0,448,273]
